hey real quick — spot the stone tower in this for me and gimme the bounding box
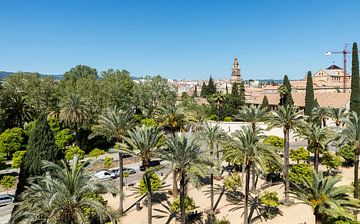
[231,57,241,83]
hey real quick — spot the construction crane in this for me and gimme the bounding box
[325,44,351,93]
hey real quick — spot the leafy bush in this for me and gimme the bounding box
[82,192,106,220]
[260,191,280,207]
[290,147,310,164]
[322,152,342,173]
[89,148,105,158]
[213,217,231,224]
[223,116,233,122]
[139,173,162,195]
[338,145,354,165]
[170,195,197,213]
[224,173,242,192]
[103,156,113,169]
[12,150,26,168]
[65,146,85,161]
[1,175,15,192]
[0,127,26,157]
[207,114,218,121]
[263,135,284,148]
[289,163,313,186]
[141,118,158,127]
[55,128,75,149]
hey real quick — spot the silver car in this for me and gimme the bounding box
[0,194,14,206]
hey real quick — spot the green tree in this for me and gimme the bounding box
[64,64,98,81]
[65,146,85,161]
[89,148,105,159]
[122,125,164,224]
[161,135,210,224]
[103,156,113,169]
[139,173,162,195]
[11,150,26,168]
[15,116,63,199]
[281,75,294,106]
[200,82,208,97]
[0,127,26,158]
[290,172,359,224]
[312,107,330,127]
[224,126,281,224]
[338,145,355,164]
[192,85,198,97]
[321,152,342,174]
[305,71,315,117]
[263,135,284,148]
[59,93,90,147]
[268,105,304,203]
[1,175,15,193]
[290,147,309,164]
[11,156,116,224]
[289,163,313,186]
[231,82,239,96]
[350,42,360,115]
[328,107,347,127]
[261,96,269,111]
[54,128,75,150]
[207,76,217,95]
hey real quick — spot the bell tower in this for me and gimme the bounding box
[231,57,241,83]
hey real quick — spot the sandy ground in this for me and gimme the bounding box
[104,163,356,224]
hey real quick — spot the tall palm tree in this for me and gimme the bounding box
[312,106,329,127]
[328,107,347,127]
[224,126,281,224]
[340,112,360,198]
[268,105,304,203]
[5,94,34,128]
[155,104,195,197]
[198,122,227,219]
[290,171,359,224]
[60,93,90,147]
[297,122,335,172]
[234,105,271,192]
[90,105,135,214]
[161,135,210,224]
[212,92,225,120]
[11,156,117,224]
[122,125,164,224]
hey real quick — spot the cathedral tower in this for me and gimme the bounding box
[231,57,241,83]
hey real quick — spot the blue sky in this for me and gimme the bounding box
[0,0,359,80]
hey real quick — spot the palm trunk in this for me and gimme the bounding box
[172,169,179,196]
[180,172,186,224]
[75,126,81,147]
[210,173,214,213]
[251,164,256,192]
[118,152,124,215]
[283,127,290,204]
[314,147,320,172]
[315,213,322,224]
[145,173,152,224]
[244,163,251,224]
[354,149,359,198]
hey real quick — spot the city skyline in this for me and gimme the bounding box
[0,1,359,80]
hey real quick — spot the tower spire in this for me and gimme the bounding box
[231,57,241,83]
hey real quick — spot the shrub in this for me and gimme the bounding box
[12,150,26,168]
[103,156,113,169]
[1,175,15,192]
[289,163,313,186]
[207,114,218,121]
[322,152,342,173]
[260,191,280,207]
[338,145,354,165]
[213,217,231,224]
[141,118,158,127]
[224,173,242,192]
[223,116,233,122]
[89,148,105,158]
[65,146,85,161]
[0,127,26,157]
[139,173,162,195]
[263,135,284,148]
[55,128,75,149]
[290,147,310,164]
[170,195,197,213]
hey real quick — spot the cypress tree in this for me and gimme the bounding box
[261,96,269,111]
[350,42,360,115]
[207,76,217,95]
[304,71,315,116]
[239,81,246,105]
[192,85,198,97]
[225,83,229,95]
[283,75,294,106]
[15,116,63,198]
[231,82,239,96]
[200,82,207,97]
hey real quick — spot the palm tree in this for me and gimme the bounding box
[60,93,90,147]
[90,105,135,214]
[11,156,117,223]
[328,107,347,126]
[234,105,271,192]
[297,122,335,172]
[212,92,225,120]
[340,112,360,198]
[290,171,359,224]
[198,122,227,219]
[5,94,34,128]
[224,126,281,224]
[312,106,329,127]
[268,105,304,203]
[122,125,164,224]
[161,135,210,224]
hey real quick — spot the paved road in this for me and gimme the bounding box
[0,204,13,224]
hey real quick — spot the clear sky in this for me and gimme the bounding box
[0,0,359,80]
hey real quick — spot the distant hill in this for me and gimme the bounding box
[0,71,64,80]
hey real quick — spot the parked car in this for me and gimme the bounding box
[140,160,161,171]
[94,170,116,180]
[111,167,136,177]
[0,194,14,206]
